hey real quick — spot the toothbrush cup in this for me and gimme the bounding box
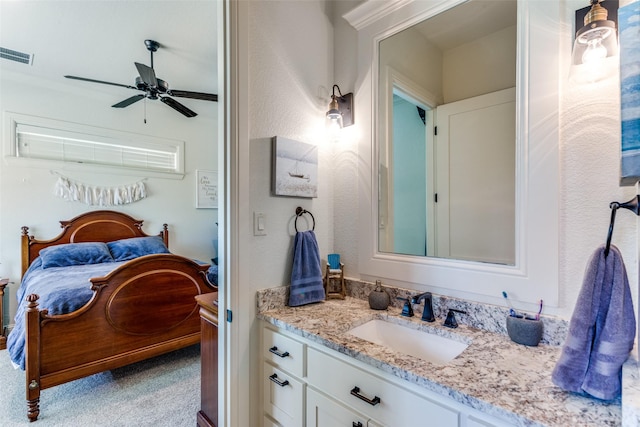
[506,315,543,347]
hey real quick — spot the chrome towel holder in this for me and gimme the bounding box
[294,207,315,232]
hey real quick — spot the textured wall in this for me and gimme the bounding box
[557,0,638,314]
[242,2,335,425]
[248,0,335,290]
[560,69,638,311]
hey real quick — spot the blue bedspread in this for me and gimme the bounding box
[7,258,126,370]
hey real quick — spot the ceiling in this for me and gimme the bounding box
[413,0,517,51]
[0,0,218,116]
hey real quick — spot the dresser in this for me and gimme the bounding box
[195,292,219,427]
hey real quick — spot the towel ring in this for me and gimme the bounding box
[604,195,640,257]
[295,207,315,232]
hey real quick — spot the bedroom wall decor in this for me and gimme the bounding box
[620,1,640,185]
[54,174,147,206]
[196,169,218,208]
[272,136,318,198]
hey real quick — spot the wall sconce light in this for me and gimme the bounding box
[326,85,354,131]
[569,0,619,83]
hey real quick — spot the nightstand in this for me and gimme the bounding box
[195,292,219,427]
[0,278,9,350]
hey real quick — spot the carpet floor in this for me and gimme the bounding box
[0,344,201,427]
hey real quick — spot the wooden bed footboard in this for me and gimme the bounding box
[19,210,217,422]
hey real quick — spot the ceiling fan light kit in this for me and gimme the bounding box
[64,39,217,118]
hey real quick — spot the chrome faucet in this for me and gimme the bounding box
[411,292,435,322]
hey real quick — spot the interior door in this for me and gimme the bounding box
[435,87,516,264]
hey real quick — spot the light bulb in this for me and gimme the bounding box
[582,37,608,64]
[327,117,342,142]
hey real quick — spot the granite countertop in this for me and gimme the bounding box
[623,349,640,426]
[257,296,621,427]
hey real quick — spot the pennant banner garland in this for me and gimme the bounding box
[54,175,147,206]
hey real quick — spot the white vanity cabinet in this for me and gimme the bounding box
[261,323,512,427]
[307,346,458,426]
[262,327,305,427]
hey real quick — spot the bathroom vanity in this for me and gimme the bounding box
[257,289,620,427]
[262,321,503,427]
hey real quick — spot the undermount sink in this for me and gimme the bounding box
[347,319,469,365]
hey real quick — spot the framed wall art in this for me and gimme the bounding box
[272,136,318,198]
[196,170,218,209]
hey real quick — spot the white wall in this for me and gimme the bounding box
[442,25,516,103]
[234,1,336,425]
[379,27,444,104]
[560,0,638,314]
[248,1,335,290]
[0,2,218,323]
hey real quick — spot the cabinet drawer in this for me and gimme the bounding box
[467,415,511,427]
[263,362,304,427]
[307,387,372,427]
[307,347,459,427]
[263,415,282,427]
[263,327,305,378]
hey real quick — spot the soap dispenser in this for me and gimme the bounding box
[368,280,390,310]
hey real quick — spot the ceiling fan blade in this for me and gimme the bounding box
[160,96,197,118]
[135,62,158,87]
[168,89,218,102]
[65,75,137,90]
[112,94,145,108]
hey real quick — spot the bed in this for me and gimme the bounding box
[7,210,217,422]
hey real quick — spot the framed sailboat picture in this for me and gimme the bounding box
[272,136,318,198]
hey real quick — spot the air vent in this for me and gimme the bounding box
[0,47,33,65]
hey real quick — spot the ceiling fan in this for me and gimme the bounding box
[65,39,217,118]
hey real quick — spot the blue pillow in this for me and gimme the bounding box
[107,236,170,262]
[207,265,218,286]
[39,242,114,269]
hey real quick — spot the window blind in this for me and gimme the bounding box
[15,123,182,174]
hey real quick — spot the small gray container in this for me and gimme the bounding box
[506,316,543,346]
[368,280,390,310]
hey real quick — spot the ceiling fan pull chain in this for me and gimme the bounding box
[144,98,147,124]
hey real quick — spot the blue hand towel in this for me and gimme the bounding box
[552,245,636,400]
[288,230,325,306]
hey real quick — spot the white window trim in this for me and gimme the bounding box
[3,112,185,180]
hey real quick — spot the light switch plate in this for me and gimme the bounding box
[253,212,267,236]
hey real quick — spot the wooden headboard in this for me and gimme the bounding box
[21,210,168,277]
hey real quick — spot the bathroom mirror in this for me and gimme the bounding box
[377,0,517,265]
[349,0,560,306]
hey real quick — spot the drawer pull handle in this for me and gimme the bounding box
[269,346,290,358]
[269,373,290,387]
[353,423,363,427]
[350,386,381,406]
